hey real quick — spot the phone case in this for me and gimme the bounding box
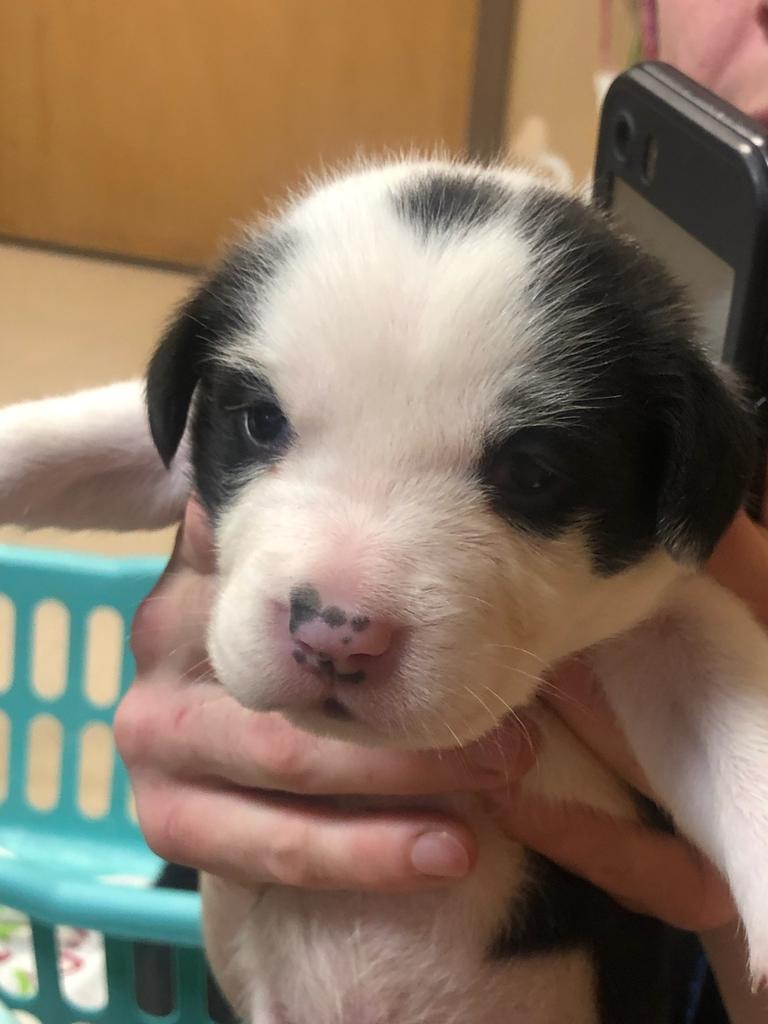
[594,61,768,398]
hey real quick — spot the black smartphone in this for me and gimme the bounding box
[593,61,768,510]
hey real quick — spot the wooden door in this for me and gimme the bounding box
[0,1,483,266]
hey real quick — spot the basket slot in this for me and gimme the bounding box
[84,608,124,709]
[76,723,114,820]
[31,600,70,702]
[25,714,63,812]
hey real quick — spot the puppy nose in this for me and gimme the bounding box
[287,585,395,675]
[294,615,393,662]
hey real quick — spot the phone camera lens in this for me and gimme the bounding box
[641,135,659,183]
[613,113,634,161]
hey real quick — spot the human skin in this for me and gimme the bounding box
[117,495,768,1019]
[117,496,768,921]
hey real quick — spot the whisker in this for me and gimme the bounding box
[484,641,548,667]
[476,683,536,760]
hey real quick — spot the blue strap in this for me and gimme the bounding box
[685,952,710,1023]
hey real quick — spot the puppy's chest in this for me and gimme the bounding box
[237,796,598,1024]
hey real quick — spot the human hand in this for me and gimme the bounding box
[117,492,766,931]
[488,476,768,932]
[115,498,537,892]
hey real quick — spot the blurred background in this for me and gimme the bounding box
[0,0,637,556]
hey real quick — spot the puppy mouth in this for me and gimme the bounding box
[293,648,368,686]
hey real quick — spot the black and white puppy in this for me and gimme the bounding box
[2,159,767,1024]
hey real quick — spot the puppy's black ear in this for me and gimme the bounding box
[146,286,211,467]
[146,236,284,466]
[657,357,755,562]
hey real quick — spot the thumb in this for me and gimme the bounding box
[175,495,217,576]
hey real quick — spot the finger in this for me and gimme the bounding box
[129,499,216,672]
[137,777,477,891]
[492,793,735,931]
[541,660,653,798]
[129,573,215,674]
[707,510,768,623]
[176,496,217,576]
[117,682,538,797]
[129,503,216,675]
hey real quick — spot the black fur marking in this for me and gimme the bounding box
[322,606,347,628]
[490,852,675,1024]
[192,372,294,516]
[335,670,366,685]
[350,616,370,633]
[394,172,509,237]
[289,585,322,634]
[484,187,755,573]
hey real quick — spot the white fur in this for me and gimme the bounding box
[0,381,188,531]
[2,158,768,1020]
[204,706,630,1024]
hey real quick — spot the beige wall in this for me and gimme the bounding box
[506,0,636,186]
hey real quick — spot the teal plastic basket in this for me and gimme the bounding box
[0,543,215,1023]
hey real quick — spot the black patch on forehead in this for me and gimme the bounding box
[394,171,509,237]
[193,233,287,341]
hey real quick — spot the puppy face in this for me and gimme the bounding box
[147,160,752,748]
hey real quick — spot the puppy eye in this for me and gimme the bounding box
[240,401,289,447]
[483,431,574,511]
[491,451,560,499]
[497,452,554,491]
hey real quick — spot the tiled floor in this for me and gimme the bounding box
[1,242,195,810]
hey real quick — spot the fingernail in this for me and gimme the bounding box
[410,831,471,878]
